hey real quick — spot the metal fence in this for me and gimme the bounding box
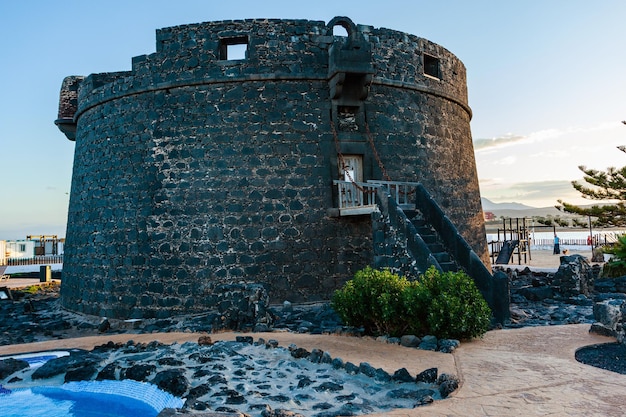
[5,255,64,266]
[532,235,618,247]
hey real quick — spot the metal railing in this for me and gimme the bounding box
[367,180,419,210]
[5,255,64,266]
[333,180,419,213]
[333,180,378,210]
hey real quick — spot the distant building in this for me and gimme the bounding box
[484,211,496,220]
[5,240,35,259]
[1,236,64,262]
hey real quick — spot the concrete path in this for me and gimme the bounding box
[0,324,622,416]
[1,278,60,290]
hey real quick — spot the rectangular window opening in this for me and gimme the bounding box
[219,36,248,61]
[423,54,441,79]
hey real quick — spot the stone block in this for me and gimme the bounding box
[593,299,623,331]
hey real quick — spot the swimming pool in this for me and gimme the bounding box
[0,380,184,417]
[1,350,72,369]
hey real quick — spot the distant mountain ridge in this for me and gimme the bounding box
[480,197,563,219]
[480,198,536,211]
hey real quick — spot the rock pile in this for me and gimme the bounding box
[0,285,461,355]
[501,255,598,328]
[1,337,458,417]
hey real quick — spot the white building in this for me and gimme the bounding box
[5,240,36,259]
[2,236,64,261]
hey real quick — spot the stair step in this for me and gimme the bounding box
[411,219,428,228]
[421,234,438,244]
[433,252,451,263]
[439,262,457,272]
[403,210,419,218]
[428,243,445,253]
[415,226,432,235]
[405,209,460,274]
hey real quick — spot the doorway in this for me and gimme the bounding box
[338,155,363,207]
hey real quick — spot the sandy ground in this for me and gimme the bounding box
[493,248,595,271]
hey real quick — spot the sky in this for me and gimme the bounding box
[1,0,625,240]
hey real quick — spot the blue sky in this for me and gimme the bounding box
[1,0,625,239]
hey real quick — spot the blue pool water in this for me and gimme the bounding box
[0,380,183,417]
[2,350,71,369]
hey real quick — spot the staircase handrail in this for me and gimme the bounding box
[374,181,510,324]
[411,183,499,303]
[373,186,444,275]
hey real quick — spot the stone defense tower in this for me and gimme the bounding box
[56,17,488,319]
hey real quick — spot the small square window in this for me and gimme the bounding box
[219,37,248,61]
[424,54,440,79]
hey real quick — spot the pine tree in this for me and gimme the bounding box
[557,121,626,226]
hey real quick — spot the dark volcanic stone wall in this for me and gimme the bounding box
[58,18,487,319]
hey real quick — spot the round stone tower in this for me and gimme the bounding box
[56,17,489,319]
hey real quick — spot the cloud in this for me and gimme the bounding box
[479,179,585,208]
[473,134,526,150]
[475,121,626,198]
[529,149,570,159]
[492,156,517,166]
[473,121,625,153]
[473,129,566,152]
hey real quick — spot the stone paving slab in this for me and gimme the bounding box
[0,324,622,416]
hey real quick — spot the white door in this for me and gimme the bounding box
[339,155,363,207]
[339,155,363,182]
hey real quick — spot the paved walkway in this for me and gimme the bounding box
[495,248,595,272]
[1,278,60,290]
[0,324,622,416]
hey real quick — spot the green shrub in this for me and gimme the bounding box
[401,281,430,335]
[602,260,626,278]
[331,267,410,336]
[602,235,626,278]
[419,267,492,340]
[332,266,492,340]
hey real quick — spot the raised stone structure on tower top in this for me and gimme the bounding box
[56,17,500,321]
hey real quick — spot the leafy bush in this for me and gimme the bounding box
[419,267,492,340]
[331,267,410,336]
[332,266,491,340]
[602,235,626,278]
[602,261,626,278]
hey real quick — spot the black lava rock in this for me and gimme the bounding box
[314,382,343,392]
[64,364,98,382]
[124,363,157,381]
[416,367,438,384]
[392,367,414,383]
[152,369,189,397]
[0,358,29,379]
